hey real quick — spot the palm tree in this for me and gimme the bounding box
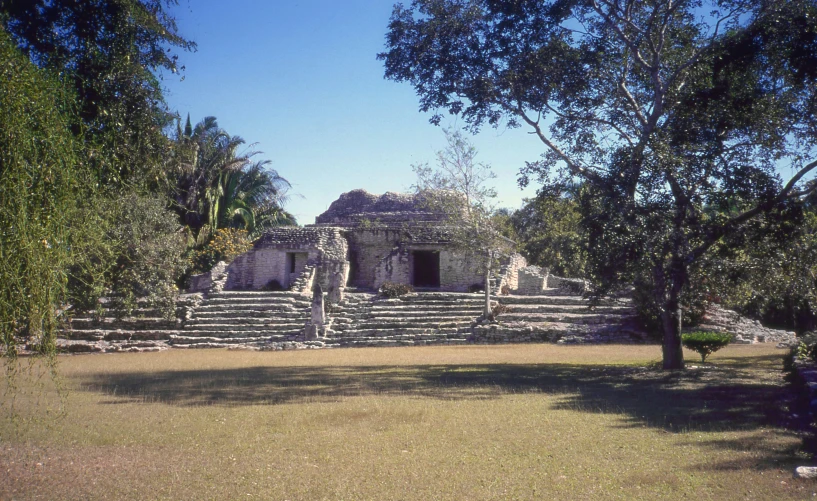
[169,115,295,244]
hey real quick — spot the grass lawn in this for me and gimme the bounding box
[1,344,813,500]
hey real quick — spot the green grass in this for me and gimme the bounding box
[0,344,812,500]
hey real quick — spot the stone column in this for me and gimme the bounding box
[304,284,325,340]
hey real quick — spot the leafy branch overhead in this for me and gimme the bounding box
[382,0,817,368]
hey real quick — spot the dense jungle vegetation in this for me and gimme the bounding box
[0,0,295,359]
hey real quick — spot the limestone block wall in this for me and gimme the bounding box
[439,250,483,291]
[374,246,411,289]
[516,266,549,295]
[199,227,349,292]
[497,253,526,292]
[346,228,406,288]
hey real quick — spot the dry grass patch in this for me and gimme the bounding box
[1,344,812,500]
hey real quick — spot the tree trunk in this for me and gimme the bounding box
[661,298,685,369]
[660,258,687,369]
[483,268,493,320]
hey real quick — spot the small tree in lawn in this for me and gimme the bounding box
[413,129,511,321]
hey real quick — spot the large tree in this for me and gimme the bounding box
[0,0,195,186]
[381,0,817,368]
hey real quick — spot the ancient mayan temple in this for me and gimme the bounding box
[188,189,528,296]
[59,189,796,352]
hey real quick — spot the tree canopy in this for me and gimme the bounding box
[1,0,195,185]
[381,0,817,368]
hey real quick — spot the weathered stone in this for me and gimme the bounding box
[794,466,817,479]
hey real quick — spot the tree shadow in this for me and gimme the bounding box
[79,353,794,435]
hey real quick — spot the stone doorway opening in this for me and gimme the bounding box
[347,250,359,286]
[412,251,440,287]
[286,252,308,287]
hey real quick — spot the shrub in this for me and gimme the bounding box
[500,284,511,295]
[379,282,414,298]
[681,331,732,363]
[262,279,285,291]
[189,228,253,275]
[795,331,817,363]
[491,303,511,318]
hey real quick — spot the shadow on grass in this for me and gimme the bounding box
[79,353,795,435]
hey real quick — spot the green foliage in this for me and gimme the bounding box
[0,28,82,358]
[795,332,817,363]
[697,207,817,333]
[68,194,188,319]
[170,116,295,243]
[189,228,253,276]
[1,0,195,187]
[381,0,817,369]
[681,331,732,363]
[106,194,188,318]
[379,282,414,298]
[512,192,587,278]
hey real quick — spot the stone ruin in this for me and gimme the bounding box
[188,189,531,297]
[57,189,797,353]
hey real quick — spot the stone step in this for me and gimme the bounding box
[362,304,485,313]
[493,304,633,314]
[184,322,304,332]
[169,334,281,345]
[497,313,631,324]
[326,337,471,347]
[181,324,304,335]
[192,310,308,319]
[186,316,307,326]
[328,327,469,338]
[209,290,307,299]
[498,295,628,306]
[334,311,479,320]
[195,303,309,313]
[62,329,182,341]
[68,317,177,329]
[204,298,311,307]
[333,319,474,330]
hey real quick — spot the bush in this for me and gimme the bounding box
[795,331,817,363]
[681,331,732,363]
[500,284,511,295]
[379,282,414,298]
[491,303,511,318]
[262,279,285,291]
[189,228,253,275]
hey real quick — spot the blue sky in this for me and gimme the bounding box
[162,0,541,225]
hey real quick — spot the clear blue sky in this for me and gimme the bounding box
[162,0,541,225]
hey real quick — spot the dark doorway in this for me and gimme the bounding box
[412,251,440,287]
[347,250,359,286]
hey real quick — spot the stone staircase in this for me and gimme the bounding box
[60,289,646,352]
[168,291,311,348]
[325,292,486,347]
[477,293,647,344]
[59,296,197,352]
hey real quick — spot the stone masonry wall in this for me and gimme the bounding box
[516,266,549,295]
[497,253,527,292]
[439,250,484,291]
[199,227,349,293]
